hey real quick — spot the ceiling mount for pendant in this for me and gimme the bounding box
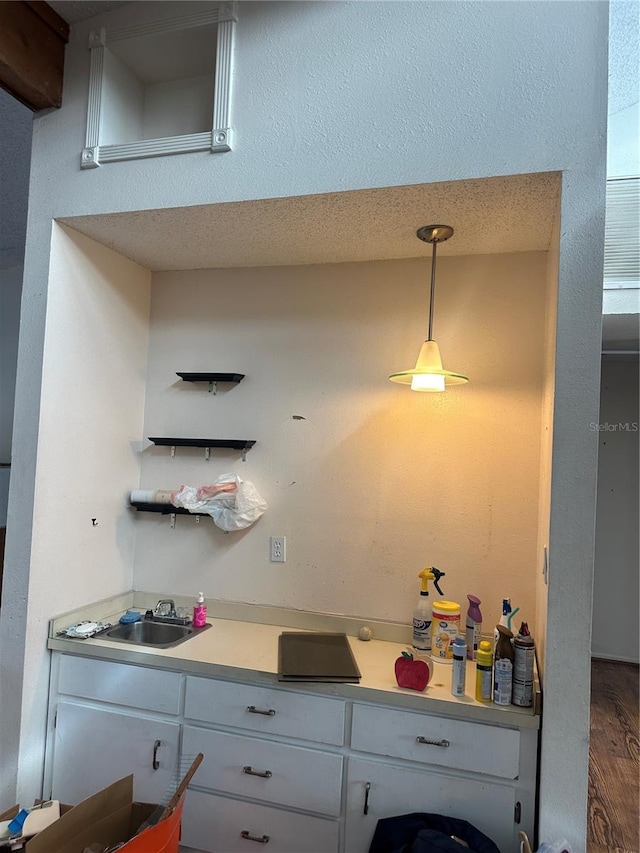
[389,223,469,392]
[416,224,454,244]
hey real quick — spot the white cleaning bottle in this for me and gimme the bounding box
[412,567,445,654]
[493,598,512,648]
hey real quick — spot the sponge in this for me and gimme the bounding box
[119,610,142,624]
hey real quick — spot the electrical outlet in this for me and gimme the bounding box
[270,536,286,562]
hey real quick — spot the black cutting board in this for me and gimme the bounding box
[278,632,362,682]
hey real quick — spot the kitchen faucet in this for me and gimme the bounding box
[154,599,177,618]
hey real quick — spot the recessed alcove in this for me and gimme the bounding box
[46,173,560,669]
[81,3,236,168]
[100,25,218,144]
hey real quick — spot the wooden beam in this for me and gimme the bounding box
[0,1,69,111]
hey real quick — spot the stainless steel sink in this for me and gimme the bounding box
[104,620,211,649]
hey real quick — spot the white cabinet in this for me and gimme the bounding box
[47,655,182,805]
[345,757,515,853]
[45,649,538,853]
[181,679,345,852]
[51,701,180,804]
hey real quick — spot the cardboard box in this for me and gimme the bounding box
[1,776,171,853]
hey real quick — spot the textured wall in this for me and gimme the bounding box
[136,253,546,631]
[0,89,31,269]
[1,1,607,845]
[3,224,151,806]
[0,91,31,533]
[593,357,640,662]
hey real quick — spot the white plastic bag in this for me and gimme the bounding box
[172,474,267,532]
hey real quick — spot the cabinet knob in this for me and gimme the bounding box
[416,736,450,748]
[241,830,270,843]
[364,781,371,815]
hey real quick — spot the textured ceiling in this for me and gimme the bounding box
[59,172,561,271]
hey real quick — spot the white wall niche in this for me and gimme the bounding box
[81,3,237,168]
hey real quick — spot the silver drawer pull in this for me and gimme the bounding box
[246,705,276,716]
[152,740,161,770]
[243,765,273,778]
[241,830,270,844]
[416,736,450,748]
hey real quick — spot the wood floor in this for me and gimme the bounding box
[588,659,639,853]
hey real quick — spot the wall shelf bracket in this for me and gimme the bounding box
[131,502,204,527]
[176,373,245,396]
[148,437,256,461]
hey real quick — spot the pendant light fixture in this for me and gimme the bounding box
[389,224,469,392]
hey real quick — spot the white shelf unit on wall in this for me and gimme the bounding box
[81,3,237,168]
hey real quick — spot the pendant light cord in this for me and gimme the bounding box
[427,238,437,341]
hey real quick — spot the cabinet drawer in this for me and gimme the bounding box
[184,676,345,745]
[182,789,339,853]
[58,655,181,715]
[345,757,515,853]
[351,704,520,779]
[183,726,343,816]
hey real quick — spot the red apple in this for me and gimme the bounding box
[394,651,430,691]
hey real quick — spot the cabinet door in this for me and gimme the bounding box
[51,701,180,804]
[345,758,515,853]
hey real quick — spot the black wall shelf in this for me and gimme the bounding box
[131,501,205,529]
[148,437,256,461]
[176,372,245,394]
[131,502,191,515]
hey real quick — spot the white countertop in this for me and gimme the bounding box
[48,596,540,729]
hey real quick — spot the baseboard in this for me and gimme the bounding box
[591,653,640,665]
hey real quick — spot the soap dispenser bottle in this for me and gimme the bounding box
[193,592,207,628]
[412,567,445,654]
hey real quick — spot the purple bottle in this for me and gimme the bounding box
[465,594,482,661]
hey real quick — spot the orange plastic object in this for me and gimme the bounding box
[120,795,184,853]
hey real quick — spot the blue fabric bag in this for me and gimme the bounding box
[368,812,502,853]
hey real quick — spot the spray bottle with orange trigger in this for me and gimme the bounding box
[412,567,446,654]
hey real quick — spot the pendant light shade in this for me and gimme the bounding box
[389,225,469,392]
